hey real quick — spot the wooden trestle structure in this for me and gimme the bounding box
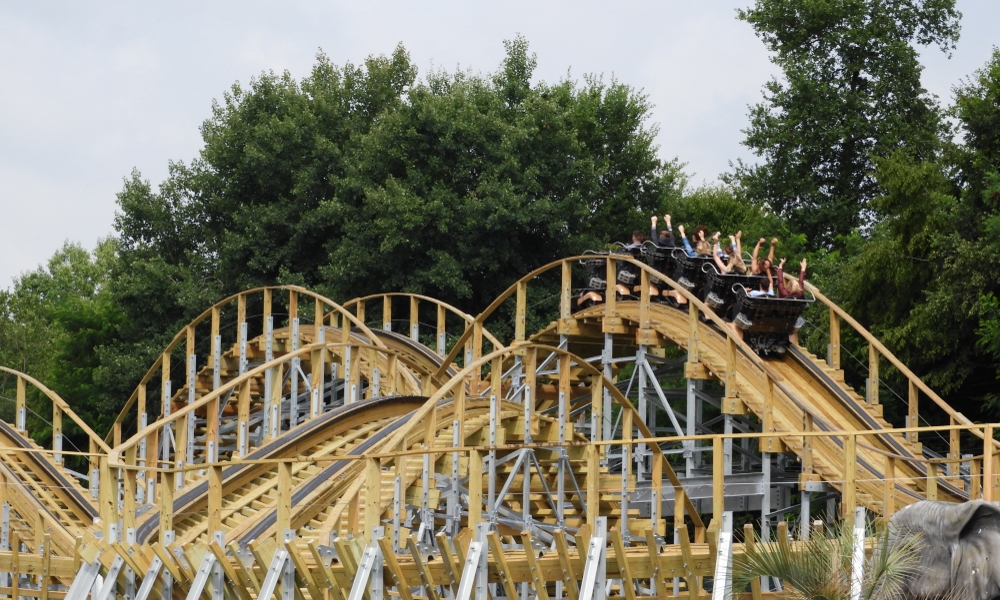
[0,255,995,599]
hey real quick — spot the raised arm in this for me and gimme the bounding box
[752,238,765,273]
[734,231,743,256]
[712,242,729,273]
[650,215,658,243]
[768,237,778,264]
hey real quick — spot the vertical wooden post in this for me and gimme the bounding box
[160,452,174,533]
[605,257,617,318]
[883,456,896,519]
[469,449,483,528]
[724,337,736,399]
[515,281,527,344]
[15,376,25,431]
[409,296,419,340]
[587,444,599,526]
[652,452,664,536]
[762,377,778,453]
[206,389,219,464]
[986,425,996,502]
[802,414,814,476]
[10,530,18,599]
[843,433,857,526]
[561,260,573,322]
[908,380,919,442]
[52,403,62,464]
[436,304,446,356]
[868,345,879,405]
[123,446,137,531]
[208,463,223,535]
[383,296,392,330]
[638,269,651,330]
[972,459,982,499]
[713,436,724,520]
[927,463,938,500]
[263,287,273,337]
[277,461,292,539]
[210,306,220,370]
[238,382,250,457]
[366,458,381,536]
[687,302,700,363]
[99,456,115,540]
[829,309,840,369]
[950,418,961,478]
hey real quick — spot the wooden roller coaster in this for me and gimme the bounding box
[0,255,994,599]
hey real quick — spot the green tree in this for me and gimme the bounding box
[0,240,121,454]
[108,36,685,378]
[731,0,961,249]
[827,49,1000,417]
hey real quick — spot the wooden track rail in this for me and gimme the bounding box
[0,255,993,598]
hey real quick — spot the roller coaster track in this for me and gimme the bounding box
[0,261,991,598]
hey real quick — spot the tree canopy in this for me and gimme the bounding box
[731,0,961,249]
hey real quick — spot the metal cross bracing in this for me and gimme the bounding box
[0,260,995,598]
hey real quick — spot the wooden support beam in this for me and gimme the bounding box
[286,539,325,600]
[676,524,698,599]
[277,461,293,538]
[208,463,223,535]
[869,345,880,405]
[488,531,519,600]
[308,541,346,600]
[743,523,762,600]
[553,529,579,600]
[123,445,137,531]
[407,536,440,600]
[378,537,414,600]
[950,418,961,478]
[883,456,896,519]
[587,444,599,526]
[610,528,637,600]
[383,296,393,330]
[713,436,724,520]
[520,531,550,600]
[435,532,460,596]
[366,458,381,537]
[986,425,996,502]
[843,434,857,525]
[908,380,919,442]
[927,463,938,500]
[159,467,174,534]
[208,541,254,600]
[516,281,527,344]
[829,309,840,369]
[469,449,482,528]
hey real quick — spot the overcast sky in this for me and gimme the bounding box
[2,2,998,289]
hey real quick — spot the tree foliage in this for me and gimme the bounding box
[731,0,961,249]
[96,37,685,410]
[827,48,1000,413]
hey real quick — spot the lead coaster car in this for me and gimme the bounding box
[731,284,814,356]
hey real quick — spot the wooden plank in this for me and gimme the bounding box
[308,540,347,600]
[520,531,550,600]
[676,524,698,599]
[207,541,254,600]
[843,434,856,524]
[610,528,637,600]
[285,540,325,600]
[229,541,261,593]
[644,530,671,598]
[743,524,762,600]
[488,531,519,600]
[406,536,440,600]
[378,536,414,600]
[469,449,483,528]
[434,532,460,596]
[553,529,579,600]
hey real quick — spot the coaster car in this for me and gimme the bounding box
[575,251,610,310]
[701,263,767,317]
[641,242,677,299]
[671,249,715,297]
[731,284,814,356]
